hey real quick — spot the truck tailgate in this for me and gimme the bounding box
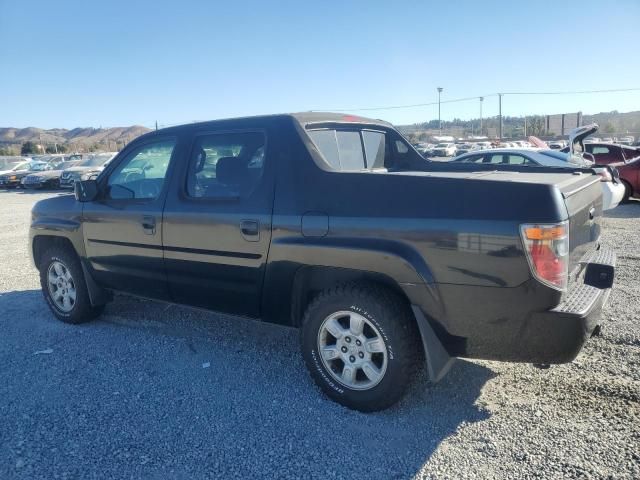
[560,175,603,277]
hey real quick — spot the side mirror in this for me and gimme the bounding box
[582,152,595,162]
[74,180,99,202]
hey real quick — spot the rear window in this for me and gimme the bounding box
[307,129,389,171]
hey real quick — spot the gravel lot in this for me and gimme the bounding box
[0,189,638,479]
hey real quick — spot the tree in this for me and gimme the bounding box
[603,122,616,134]
[45,144,68,154]
[21,141,38,155]
[527,116,546,137]
[0,145,19,156]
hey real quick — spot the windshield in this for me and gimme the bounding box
[436,143,449,148]
[54,161,78,170]
[81,154,113,167]
[29,163,48,171]
[10,162,29,171]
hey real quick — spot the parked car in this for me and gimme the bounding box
[30,112,615,412]
[0,161,49,188]
[581,143,640,201]
[22,159,84,189]
[416,143,436,157]
[432,142,457,156]
[454,143,474,155]
[59,153,116,188]
[0,160,31,177]
[475,141,493,150]
[0,156,32,171]
[451,148,625,210]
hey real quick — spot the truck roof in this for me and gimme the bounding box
[146,112,393,138]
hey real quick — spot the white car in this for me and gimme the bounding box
[451,129,624,211]
[432,143,457,157]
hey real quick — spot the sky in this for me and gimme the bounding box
[1,0,639,129]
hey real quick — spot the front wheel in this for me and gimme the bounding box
[300,283,421,412]
[39,246,104,324]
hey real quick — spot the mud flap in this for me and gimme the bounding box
[81,260,112,306]
[411,305,456,382]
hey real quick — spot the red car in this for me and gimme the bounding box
[584,143,640,201]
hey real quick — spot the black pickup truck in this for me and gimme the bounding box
[30,113,615,411]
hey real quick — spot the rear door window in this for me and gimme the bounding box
[186,131,266,199]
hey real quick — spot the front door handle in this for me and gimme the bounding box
[240,219,260,242]
[142,215,156,235]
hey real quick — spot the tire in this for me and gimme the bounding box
[39,245,104,324]
[621,180,633,203]
[300,282,421,412]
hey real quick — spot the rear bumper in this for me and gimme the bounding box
[602,181,625,210]
[498,246,616,364]
[0,180,21,187]
[409,246,617,365]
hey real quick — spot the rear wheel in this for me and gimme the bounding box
[39,246,104,324]
[301,283,421,412]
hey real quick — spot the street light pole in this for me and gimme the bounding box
[498,93,503,141]
[479,96,484,136]
[437,87,443,135]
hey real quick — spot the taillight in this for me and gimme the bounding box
[520,221,569,291]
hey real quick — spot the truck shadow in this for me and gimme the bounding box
[605,199,640,218]
[0,289,493,478]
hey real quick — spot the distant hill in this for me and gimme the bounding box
[397,110,640,141]
[581,111,640,133]
[0,125,151,148]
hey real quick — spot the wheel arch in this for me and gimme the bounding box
[289,266,411,328]
[621,178,634,199]
[32,235,77,271]
[31,234,111,306]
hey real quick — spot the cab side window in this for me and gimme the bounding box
[186,131,266,199]
[107,139,175,200]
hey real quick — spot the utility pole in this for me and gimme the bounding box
[498,93,503,141]
[437,87,443,135]
[524,116,527,137]
[479,96,484,136]
[155,120,158,131]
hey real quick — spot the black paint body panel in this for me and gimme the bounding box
[29,113,613,364]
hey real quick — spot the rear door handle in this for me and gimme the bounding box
[240,219,260,242]
[142,215,156,235]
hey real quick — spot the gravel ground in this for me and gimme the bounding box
[0,189,638,479]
